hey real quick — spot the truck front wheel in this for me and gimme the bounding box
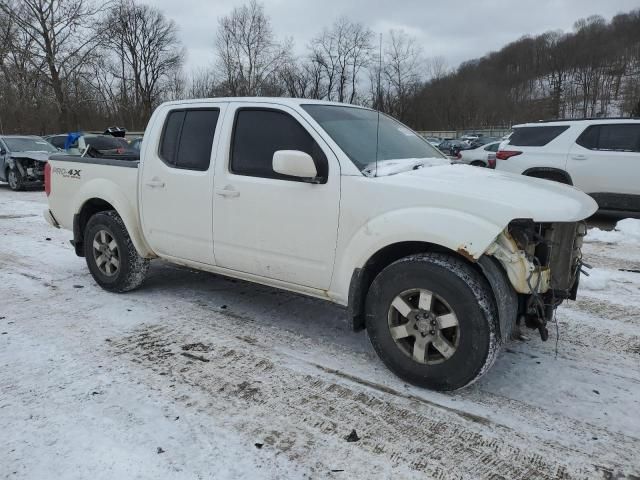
[83,210,150,292]
[365,253,500,391]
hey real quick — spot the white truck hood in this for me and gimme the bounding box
[373,163,598,223]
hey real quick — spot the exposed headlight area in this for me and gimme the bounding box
[488,219,587,340]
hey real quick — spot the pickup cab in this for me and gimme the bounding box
[44,98,598,391]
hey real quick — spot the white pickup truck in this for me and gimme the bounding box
[44,98,597,391]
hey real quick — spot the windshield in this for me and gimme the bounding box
[302,104,447,175]
[4,137,57,153]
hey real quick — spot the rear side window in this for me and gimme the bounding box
[577,124,640,152]
[231,109,328,181]
[509,126,569,147]
[159,109,219,170]
[484,143,500,152]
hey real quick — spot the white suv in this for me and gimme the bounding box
[496,119,640,212]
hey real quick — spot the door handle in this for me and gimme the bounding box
[215,186,240,198]
[146,178,165,188]
[571,154,587,161]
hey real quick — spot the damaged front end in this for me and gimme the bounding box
[486,220,587,341]
[7,153,47,186]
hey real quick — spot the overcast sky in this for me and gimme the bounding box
[149,0,639,74]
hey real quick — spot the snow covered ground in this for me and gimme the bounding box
[1,184,639,479]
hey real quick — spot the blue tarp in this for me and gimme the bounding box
[64,132,82,150]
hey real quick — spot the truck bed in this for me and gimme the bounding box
[47,154,141,234]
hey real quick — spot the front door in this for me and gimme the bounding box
[139,103,227,264]
[213,103,340,289]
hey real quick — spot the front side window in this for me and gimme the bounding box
[577,124,640,152]
[159,109,219,170]
[509,126,569,147]
[230,108,328,181]
[301,104,446,176]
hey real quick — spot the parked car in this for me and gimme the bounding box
[0,135,58,190]
[468,136,501,149]
[129,137,143,151]
[456,141,501,168]
[44,97,597,391]
[460,133,483,142]
[438,139,469,156]
[496,119,640,212]
[423,136,442,147]
[44,134,67,150]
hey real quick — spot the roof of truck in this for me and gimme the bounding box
[160,97,372,109]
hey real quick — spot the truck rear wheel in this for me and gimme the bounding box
[83,210,149,292]
[365,253,500,391]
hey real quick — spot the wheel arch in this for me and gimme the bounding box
[522,167,573,185]
[348,241,499,332]
[73,194,153,259]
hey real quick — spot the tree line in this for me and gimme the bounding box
[0,0,638,135]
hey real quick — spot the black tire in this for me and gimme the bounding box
[365,253,500,391]
[83,210,150,292]
[470,160,486,167]
[7,168,24,191]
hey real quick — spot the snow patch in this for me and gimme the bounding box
[579,269,616,291]
[586,218,640,244]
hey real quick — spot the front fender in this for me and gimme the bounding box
[330,207,505,302]
[73,178,154,258]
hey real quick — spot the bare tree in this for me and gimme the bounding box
[311,17,373,103]
[424,56,448,81]
[185,68,219,99]
[381,30,423,120]
[107,0,183,127]
[215,0,290,96]
[0,0,107,130]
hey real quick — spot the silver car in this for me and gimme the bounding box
[0,135,58,190]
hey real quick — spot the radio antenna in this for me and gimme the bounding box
[374,32,383,177]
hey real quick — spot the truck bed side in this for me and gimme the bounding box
[46,155,153,258]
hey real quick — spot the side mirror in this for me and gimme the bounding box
[272,150,319,182]
[0,148,6,155]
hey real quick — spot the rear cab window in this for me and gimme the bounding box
[509,126,570,147]
[159,108,220,170]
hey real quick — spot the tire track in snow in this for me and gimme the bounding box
[110,324,637,480]
[571,297,640,327]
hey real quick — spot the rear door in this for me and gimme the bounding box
[139,103,227,264]
[212,103,340,289]
[567,123,640,200]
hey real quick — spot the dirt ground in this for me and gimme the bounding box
[1,184,639,479]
